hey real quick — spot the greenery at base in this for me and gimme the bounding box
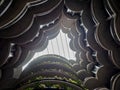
[19,75,88,90]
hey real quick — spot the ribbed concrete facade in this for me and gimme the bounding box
[0,0,120,90]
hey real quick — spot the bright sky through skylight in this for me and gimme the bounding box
[22,30,76,70]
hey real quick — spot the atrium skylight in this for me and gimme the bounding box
[22,29,76,70]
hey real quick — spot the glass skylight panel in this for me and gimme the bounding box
[22,29,76,70]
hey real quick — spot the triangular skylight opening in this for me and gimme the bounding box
[22,29,76,70]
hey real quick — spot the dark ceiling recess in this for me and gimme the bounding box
[0,0,120,90]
